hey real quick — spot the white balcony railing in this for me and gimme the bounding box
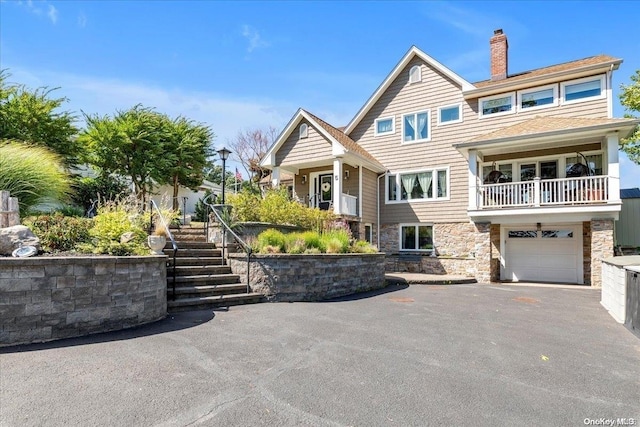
[341,193,358,216]
[478,176,609,209]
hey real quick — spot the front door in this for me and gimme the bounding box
[318,173,333,210]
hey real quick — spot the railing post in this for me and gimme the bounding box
[533,177,541,207]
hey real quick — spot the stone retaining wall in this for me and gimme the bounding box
[0,256,167,347]
[384,255,476,277]
[229,253,386,302]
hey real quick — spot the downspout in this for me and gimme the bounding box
[377,171,388,250]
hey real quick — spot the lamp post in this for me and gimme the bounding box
[217,147,232,204]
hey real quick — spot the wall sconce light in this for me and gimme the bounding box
[301,175,307,184]
[344,170,350,180]
[536,222,542,232]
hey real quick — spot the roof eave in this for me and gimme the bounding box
[463,59,622,99]
[454,119,640,151]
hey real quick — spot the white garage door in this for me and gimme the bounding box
[503,225,583,284]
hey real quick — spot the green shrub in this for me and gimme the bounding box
[0,141,71,215]
[87,200,148,255]
[300,230,324,252]
[320,229,350,253]
[284,234,307,254]
[23,213,92,252]
[256,228,286,252]
[350,240,378,254]
[228,187,334,232]
[226,191,261,222]
[56,205,85,217]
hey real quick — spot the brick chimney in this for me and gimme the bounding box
[490,29,508,81]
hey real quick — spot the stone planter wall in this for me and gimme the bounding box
[229,253,386,302]
[0,256,167,347]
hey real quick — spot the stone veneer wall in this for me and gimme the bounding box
[228,253,386,302]
[590,219,614,288]
[0,256,167,347]
[583,221,592,286]
[380,222,495,280]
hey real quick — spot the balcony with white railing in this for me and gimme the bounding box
[478,175,610,209]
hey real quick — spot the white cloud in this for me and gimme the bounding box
[241,25,270,53]
[77,12,87,28]
[47,4,58,24]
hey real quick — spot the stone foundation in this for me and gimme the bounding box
[0,256,167,347]
[229,253,386,302]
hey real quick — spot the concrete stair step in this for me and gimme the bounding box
[165,241,214,250]
[165,248,222,257]
[171,274,241,285]
[171,265,232,276]
[167,293,264,312]
[169,283,247,297]
[167,256,224,266]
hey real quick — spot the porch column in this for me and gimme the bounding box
[358,165,363,218]
[333,158,343,215]
[271,166,280,187]
[605,133,620,202]
[468,150,479,210]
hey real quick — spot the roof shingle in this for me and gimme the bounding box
[473,55,620,89]
[470,116,637,143]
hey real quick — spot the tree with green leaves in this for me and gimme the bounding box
[80,105,173,204]
[0,70,80,167]
[620,69,640,164]
[165,116,214,210]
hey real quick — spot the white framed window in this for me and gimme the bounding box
[479,92,515,118]
[437,104,462,125]
[299,123,308,138]
[561,75,605,104]
[374,116,395,136]
[399,224,433,252]
[517,84,558,111]
[402,110,430,143]
[386,168,449,203]
[409,65,421,83]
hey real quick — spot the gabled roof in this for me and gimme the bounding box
[465,55,622,97]
[467,116,639,144]
[343,46,475,135]
[303,110,382,167]
[260,108,385,172]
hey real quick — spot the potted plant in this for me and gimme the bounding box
[147,222,167,255]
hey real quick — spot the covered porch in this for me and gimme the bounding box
[455,116,639,217]
[260,108,386,218]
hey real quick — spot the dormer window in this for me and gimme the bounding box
[299,123,308,138]
[409,65,421,83]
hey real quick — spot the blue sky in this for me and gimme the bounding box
[1,0,639,186]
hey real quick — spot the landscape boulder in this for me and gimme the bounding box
[0,225,41,256]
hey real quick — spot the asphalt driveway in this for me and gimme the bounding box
[1,283,639,426]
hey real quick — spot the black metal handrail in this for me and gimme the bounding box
[203,194,252,293]
[149,200,179,300]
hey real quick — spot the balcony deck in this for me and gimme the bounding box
[477,175,610,210]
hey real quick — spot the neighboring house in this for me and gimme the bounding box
[260,29,639,287]
[616,188,640,249]
[259,171,294,196]
[152,179,222,218]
